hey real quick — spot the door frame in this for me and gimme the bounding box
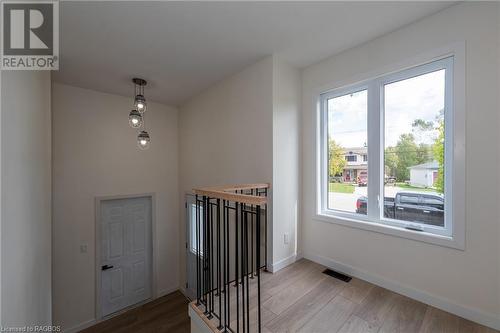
[94,193,157,320]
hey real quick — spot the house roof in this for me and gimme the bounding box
[408,161,439,170]
[343,147,367,155]
[344,165,367,170]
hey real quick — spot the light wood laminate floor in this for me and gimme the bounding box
[208,259,497,333]
[81,291,190,333]
[83,259,497,333]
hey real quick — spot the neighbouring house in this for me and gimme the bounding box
[342,147,367,182]
[409,161,439,187]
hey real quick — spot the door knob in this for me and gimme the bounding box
[101,265,114,271]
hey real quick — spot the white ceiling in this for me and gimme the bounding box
[54,1,455,106]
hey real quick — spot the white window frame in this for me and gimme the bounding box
[315,46,465,250]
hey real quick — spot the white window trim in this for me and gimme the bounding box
[314,43,465,250]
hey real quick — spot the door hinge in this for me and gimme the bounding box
[185,202,187,209]
[185,242,188,249]
[185,282,188,289]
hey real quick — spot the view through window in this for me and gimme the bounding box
[327,90,367,213]
[322,57,450,234]
[383,70,445,227]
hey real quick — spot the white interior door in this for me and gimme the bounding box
[100,196,152,317]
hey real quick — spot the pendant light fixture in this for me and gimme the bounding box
[137,130,151,150]
[133,78,147,113]
[129,78,151,149]
[128,109,143,128]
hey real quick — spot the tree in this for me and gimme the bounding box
[412,119,435,143]
[412,119,434,131]
[412,119,436,163]
[416,143,433,165]
[329,139,345,177]
[433,119,445,193]
[393,133,418,181]
[384,146,399,177]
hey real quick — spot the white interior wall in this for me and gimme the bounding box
[498,2,500,319]
[1,71,52,326]
[271,57,301,269]
[0,70,2,326]
[178,57,274,290]
[51,83,179,331]
[301,2,500,329]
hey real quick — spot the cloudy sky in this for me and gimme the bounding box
[328,69,445,148]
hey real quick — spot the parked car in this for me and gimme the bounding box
[329,175,343,183]
[355,192,444,227]
[385,176,396,185]
[357,171,367,186]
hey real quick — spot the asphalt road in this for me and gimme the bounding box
[328,185,406,213]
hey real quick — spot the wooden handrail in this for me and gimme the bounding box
[193,183,269,205]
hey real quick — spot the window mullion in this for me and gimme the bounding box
[367,81,382,220]
[320,95,328,214]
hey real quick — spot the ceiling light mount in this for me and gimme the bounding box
[132,78,147,86]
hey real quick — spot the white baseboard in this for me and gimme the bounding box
[304,252,500,331]
[64,319,97,333]
[269,252,302,273]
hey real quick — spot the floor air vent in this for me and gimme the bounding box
[322,268,352,282]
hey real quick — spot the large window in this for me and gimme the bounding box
[319,57,454,238]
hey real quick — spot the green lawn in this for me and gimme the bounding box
[329,183,355,193]
[328,182,438,194]
[394,182,435,192]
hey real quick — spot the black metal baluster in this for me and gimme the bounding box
[225,201,231,331]
[205,197,210,315]
[217,199,222,329]
[241,200,246,333]
[206,201,210,311]
[235,202,240,333]
[196,195,200,305]
[256,205,262,333]
[251,190,254,279]
[244,207,250,333]
[264,188,268,271]
[210,201,214,317]
[222,200,227,331]
[203,196,208,312]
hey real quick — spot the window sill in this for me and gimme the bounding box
[314,212,464,250]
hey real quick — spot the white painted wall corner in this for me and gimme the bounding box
[269,252,303,273]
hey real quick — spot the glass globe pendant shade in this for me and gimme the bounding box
[128,109,143,128]
[134,94,147,113]
[137,130,151,150]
